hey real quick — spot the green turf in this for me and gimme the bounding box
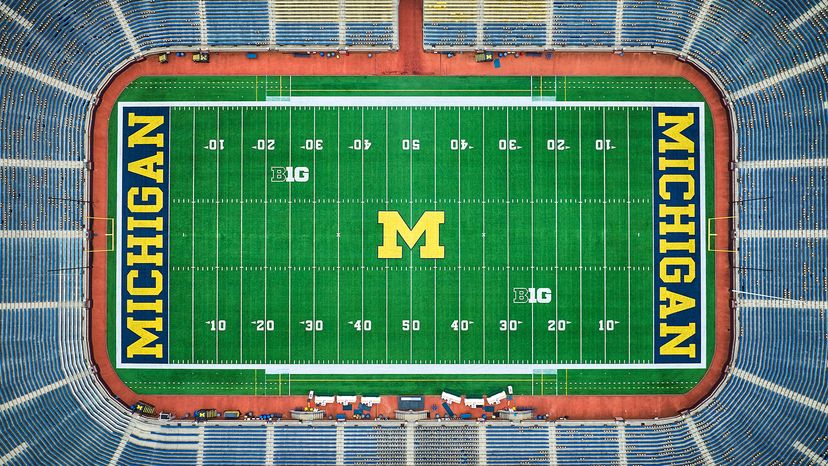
[108,75,715,396]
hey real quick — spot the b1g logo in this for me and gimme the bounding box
[512,287,552,304]
[271,166,310,183]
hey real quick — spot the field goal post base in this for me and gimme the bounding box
[707,216,735,253]
[86,216,115,253]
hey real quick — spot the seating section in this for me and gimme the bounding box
[272,0,398,49]
[486,424,549,465]
[274,425,338,464]
[120,0,202,50]
[424,0,621,49]
[343,424,407,464]
[205,1,270,47]
[1,0,827,464]
[414,424,479,465]
[556,424,620,465]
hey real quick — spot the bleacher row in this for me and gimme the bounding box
[1,0,827,464]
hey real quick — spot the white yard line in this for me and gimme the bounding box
[626,108,631,362]
[530,107,535,363]
[191,109,196,362]
[482,108,487,362]
[554,105,559,364]
[240,109,244,361]
[288,108,293,363]
[433,108,438,362]
[215,108,220,362]
[506,107,511,362]
[457,108,462,362]
[386,108,390,363]
[578,107,583,363]
[337,109,341,363]
[410,108,415,362]
[603,108,608,362]
[313,107,317,362]
[264,107,269,362]
[361,108,365,362]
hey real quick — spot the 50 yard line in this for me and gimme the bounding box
[409,107,414,363]
[386,108,390,364]
[433,108,437,363]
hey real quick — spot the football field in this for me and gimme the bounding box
[108,76,716,395]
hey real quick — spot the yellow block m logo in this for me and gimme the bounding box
[658,112,695,154]
[378,211,445,259]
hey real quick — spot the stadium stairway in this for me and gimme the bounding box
[1,0,827,464]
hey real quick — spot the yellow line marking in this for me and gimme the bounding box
[255,76,258,101]
[565,369,568,395]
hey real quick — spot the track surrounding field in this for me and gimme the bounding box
[108,76,715,395]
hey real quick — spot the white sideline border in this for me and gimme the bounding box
[114,99,708,372]
[117,362,706,372]
[119,98,705,108]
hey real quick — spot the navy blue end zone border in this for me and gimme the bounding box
[116,104,170,366]
[652,104,706,365]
